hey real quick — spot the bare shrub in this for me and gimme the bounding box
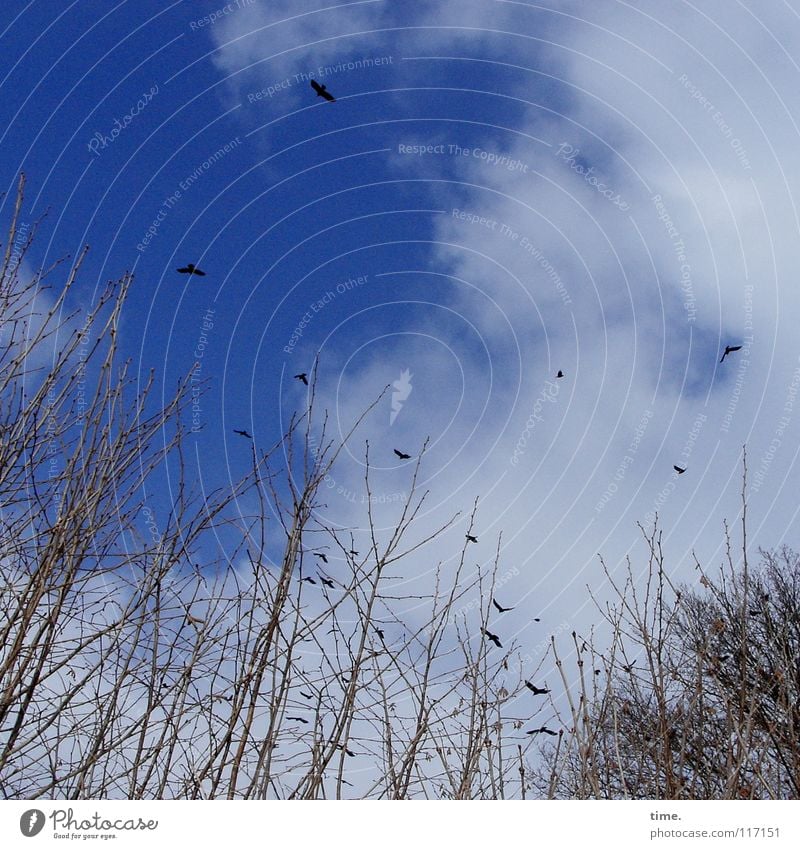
[0,177,544,799]
[537,515,800,800]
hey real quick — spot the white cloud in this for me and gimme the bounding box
[243,0,800,673]
[208,0,393,99]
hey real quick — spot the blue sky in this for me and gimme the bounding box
[3,0,800,662]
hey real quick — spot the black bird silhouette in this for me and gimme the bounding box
[376,627,385,640]
[310,79,335,102]
[481,628,503,648]
[314,551,329,564]
[301,576,316,585]
[349,549,359,556]
[673,465,686,474]
[288,716,309,724]
[177,263,206,276]
[526,726,558,737]
[335,744,355,756]
[320,576,335,588]
[465,534,478,544]
[720,344,743,363]
[556,370,564,378]
[233,429,252,439]
[394,449,411,460]
[492,598,514,613]
[300,691,314,700]
[294,373,309,385]
[524,681,550,696]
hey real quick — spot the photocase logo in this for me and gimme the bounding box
[390,369,413,425]
[20,810,45,837]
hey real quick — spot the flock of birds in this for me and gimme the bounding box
[175,75,747,477]
[171,76,748,748]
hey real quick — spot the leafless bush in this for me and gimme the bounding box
[536,508,800,799]
[0,176,546,799]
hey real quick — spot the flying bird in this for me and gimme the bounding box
[314,551,329,564]
[524,681,550,696]
[176,263,206,276]
[720,344,743,363]
[294,373,309,385]
[349,549,359,556]
[673,465,686,474]
[301,576,317,585]
[526,726,558,737]
[394,449,411,460]
[492,599,514,613]
[481,628,503,649]
[465,533,478,544]
[287,716,309,724]
[233,429,252,439]
[335,744,356,756]
[310,79,335,102]
[556,370,564,378]
[320,576,335,588]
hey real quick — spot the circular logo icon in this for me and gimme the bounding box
[20,810,46,837]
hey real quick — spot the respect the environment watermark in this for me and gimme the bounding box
[136,137,241,252]
[454,209,573,307]
[247,56,393,102]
